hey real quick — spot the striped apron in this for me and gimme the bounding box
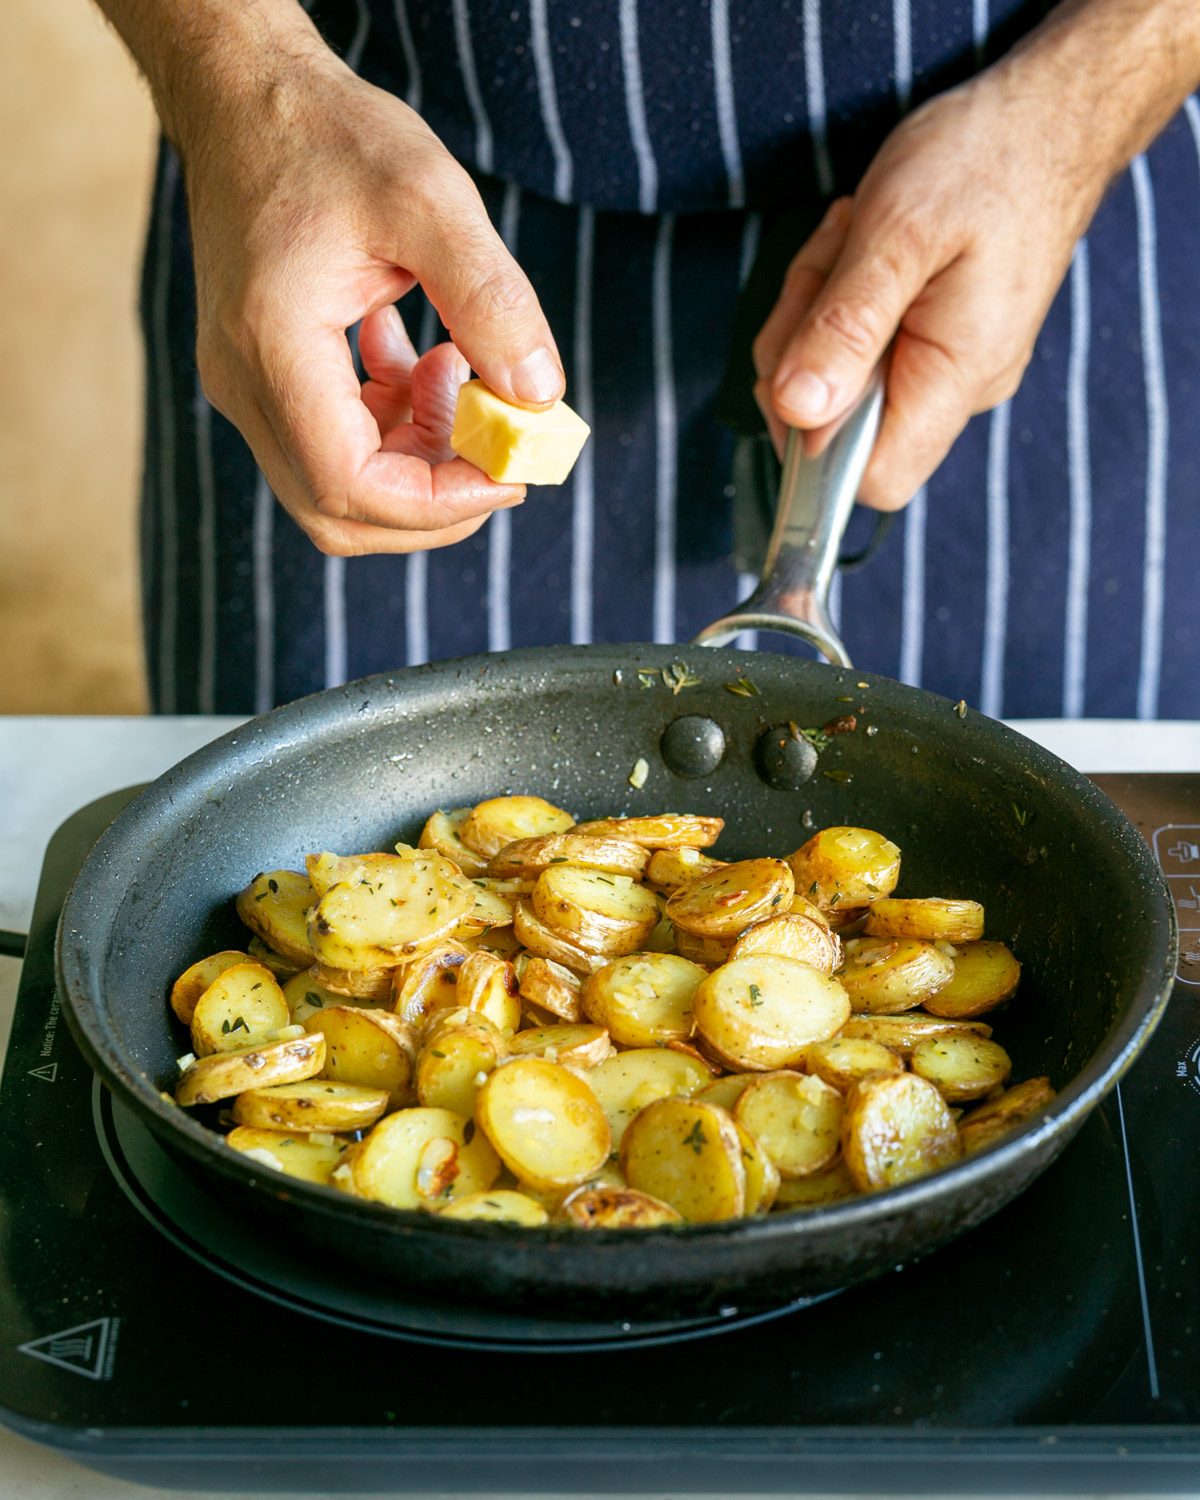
[140,0,1200,718]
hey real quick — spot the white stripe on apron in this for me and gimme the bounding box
[488,181,521,653]
[153,152,180,714]
[392,0,423,111]
[898,486,927,687]
[1131,153,1168,722]
[405,298,442,667]
[572,207,596,645]
[893,0,913,112]
[452,0,494,174]
[252,472,275,713]
[530,0,573,201]
[1062,239,1092,718]
[710,0,744,210]
[980,399,1012,719]
[652,214,677,643]
[736,212,762,652]
[619,0,658,214]
[193,373,217,713]
[801,0,834,197]
[972,0,988,66]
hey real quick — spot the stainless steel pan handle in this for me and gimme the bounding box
[694,368,885,667]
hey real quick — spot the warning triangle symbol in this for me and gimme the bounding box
[18,1317,115,1381]
[27,1063,57,1083]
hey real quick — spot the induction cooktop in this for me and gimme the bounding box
[0,779,1197,1493]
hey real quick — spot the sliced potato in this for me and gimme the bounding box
[475,1057,611,1193]
[438,1189,550,1225]
[580,952,705,1047]
[176,1033,325,1106]
[559,1185,683,1228]
[666,859,795,941]
[532,867,660,956]
[461,924,524,961]
[692,955,850,1072]
[417,807,489,876]
[391,941,471,1027]
[246,935,304,980]
[804,1036,904,1093]
[460,796,575,859]
[620,1098,745,1222]
[573,814,724,849]
[910,1034,1012,1103]
[733,1120,781,1214]
[645,847,727,892]
[303,1006,416,1106]
[790,895,831,928]
[508,1024,613,1069]
[235,869,317,968]
[773,1158,857,1210]
[841,1072,961,1191]
[958,1076,1055,1154]
[729,912,841,973]
[232,1080,390,1133]
[307,851,475,970]
[696,1072,759,1112]
[787,827,901,910]
[673,927,733,968]
[417,1011,508,1117]
[225,1126,352,1185]
[455,881,518,936]
[456,949,522,1034]
[839,937,955,1015]
[488,833,649,879]
[517,955,582,1022]
[310,962,396,1001]
[190,963,290,1057]
[864,898,985,944]
[169,950,250,1026]
[513,899,606,975]
[735,1071,844,1179]
[840,1013,993,1054]
[282,970,362,1026]
[348,1107,501,1209]
[923,940,1021,1019]
[585,1047,714,1146]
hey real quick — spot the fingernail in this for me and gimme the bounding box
[511,346,564,404]
[384,303,405,336]
[775,369,832,421]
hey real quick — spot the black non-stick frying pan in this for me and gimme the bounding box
[56,394,1177,1320]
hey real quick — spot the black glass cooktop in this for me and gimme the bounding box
[0,779,1198,1493]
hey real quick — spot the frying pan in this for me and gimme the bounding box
[57,390,1177,1320]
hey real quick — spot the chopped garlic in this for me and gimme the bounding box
[309,1132,335,1147]
[238,1147,283,1172]
[628,757,649,790]
[176,1052,196,1074]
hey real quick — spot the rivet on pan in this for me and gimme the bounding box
[659,716,726,778]
[755,724,818,791]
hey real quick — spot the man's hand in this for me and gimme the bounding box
[754,0,1200,511]
[98,0,565,555]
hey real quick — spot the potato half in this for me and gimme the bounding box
[734,1071,844,1179]
[176,1033,325,1107]
[460,796,575,859]
[620,1098,745,1222]
[584,1047,713,1146]
[236,870,317,968]
[580,952,706,1047]
[841,1072,961,1191]
[348,1107,501,1209]
[666,859,795,941]
[532,866,660,956]
[839,937,954,1015]
[169,950,251,1026]
[923,940,1021,1019]
[692,955,850,1071]
[864,898,985,944]
[475,1057,611,1193]
[787,826,901,910]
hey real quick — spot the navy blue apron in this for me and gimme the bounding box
[140,0,1200,718]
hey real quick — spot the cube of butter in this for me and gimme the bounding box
[451,379,591,485]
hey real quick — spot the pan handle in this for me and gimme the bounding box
[694,366,885,667]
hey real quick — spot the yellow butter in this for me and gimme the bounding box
[451,379,591,485]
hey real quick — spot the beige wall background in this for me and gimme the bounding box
[1,1,155,713]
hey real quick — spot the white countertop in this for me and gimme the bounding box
[0,712,1196,1500]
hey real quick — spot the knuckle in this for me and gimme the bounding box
[811,296,886,360]
[307,524,356,558]
[309,486,349,523]
[459,267,533,329]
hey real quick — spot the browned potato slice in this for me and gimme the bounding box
[840,1013,993,1054]
[790,895,832,928]
[804,1036,904,1092]
[585,1048,713,1145]
[461,925,525,960]
[735,1071,844,1178]
[620,1098,745,1222]
[475,1057,611,1193]
[176,1033,325,1106]
[580,953,705,1047]
[311,962,396,1001]
[666,859,795,941]
[236,870,317,968]
[190,962,290,1057]
[692,955,850,1072]
[438,1189,550,1225]
[774,1158,857,1210]
[559,1185,683,1228]
[307,851,475,970]
[460,796,575,859]
[841,1072,961,1191]
[923,940,1022,1018]
[225,1126,352,1185]
[303,1006,416,1107]
[517,955,582,1022]
[573,814,724,849]
[839,937,954,1015]
[532,867,660,956]
[729,913,842,973]
[910,1034,1012,1103]
[958,1077,1055,1153]
[417,807,490,876]
[696,1072,758,1112]
[456,950,522,1033]
[513,899,607,975]
[645,847,727,892]
[824,907,870,935]
[246,935,304,979]
[391,942,471,1027]
[232,1080,390,1133]
[488,833,649,879]
[787,827,901,910]
[282,970,366,1026]
[734,1120,781,1213]
[417,1011,508,1117]
[169,950,251,1025]
[864,898,985,944]
[348,1107,501,1208]
[508,1024,613,1069]
[673,928,733,967]
[454,881,518,935]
